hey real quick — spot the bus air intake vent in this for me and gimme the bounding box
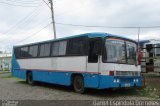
[115,71,139,76]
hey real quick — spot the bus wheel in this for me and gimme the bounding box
[27,72,35,85]
[73,75,85,94]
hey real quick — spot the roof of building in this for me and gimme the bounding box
[140,39,160,45]
[0,53,12,58]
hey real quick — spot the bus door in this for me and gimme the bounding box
[146,44,154,72]
[86,37,102,88]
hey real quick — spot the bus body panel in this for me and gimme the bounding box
[16,56,87,72]
[98,58,141,88]
[12,32,142,90]
[100,63,141,74]
[12,54,100,88]
[12,69,26,80]
[12,69,100,88]
[32,71,72,86]
[12,68,142,89]
[99,75,142,89]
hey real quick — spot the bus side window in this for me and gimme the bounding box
[66,36,87,56]
[88,38,102,63]
[14,48,21,58]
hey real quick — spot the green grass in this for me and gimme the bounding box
[0,73,12,78]
[1,75,13,78]
[0,71,10,74]
[1,76,21,81]
[0,72,20,80]
[134,86,160,99]
[145,87,160,99]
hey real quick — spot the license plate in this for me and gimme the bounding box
[125,83,130,87]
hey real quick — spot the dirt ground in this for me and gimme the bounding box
[0,71,159,100]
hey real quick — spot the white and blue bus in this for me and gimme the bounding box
[12,32,142,93]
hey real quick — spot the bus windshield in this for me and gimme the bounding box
[126,41,137,64]
[104,38,137,64]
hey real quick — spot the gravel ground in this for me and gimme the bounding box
[0,72,155,100]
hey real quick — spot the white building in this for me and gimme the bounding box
[140,39,160,75]
[0,53,12,71]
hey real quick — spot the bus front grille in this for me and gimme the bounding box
[115,71,139,76]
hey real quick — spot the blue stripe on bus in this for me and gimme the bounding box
[11,54,20,69]
[12,69,142,89]
[13,68,100,74]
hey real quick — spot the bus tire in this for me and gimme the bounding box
[73,75,85,94]
[27,72,35,85]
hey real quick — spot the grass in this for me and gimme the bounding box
[0,71,10,74]
[142,86,160,99]
[0,72,12,78]
[1,74,13,78]
[0,72,20,80]
[105,86,160,99]
[127,86,160,99]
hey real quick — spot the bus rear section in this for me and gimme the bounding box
[11,33,142,93]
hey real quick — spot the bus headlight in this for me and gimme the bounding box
[114,79,116,83]
[133,79,139,82]
[117,79,120,83]
[133,79,136,82]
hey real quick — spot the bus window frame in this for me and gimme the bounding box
[28,44,39,58]
[66,36,88,56]
[51,40,68,57]
[102,36,138,65]
[39,42,51,58]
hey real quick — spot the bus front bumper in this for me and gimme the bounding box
[98,75,142,89]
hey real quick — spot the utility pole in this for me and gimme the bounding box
[49,0,56,39]
[137,27,140,49]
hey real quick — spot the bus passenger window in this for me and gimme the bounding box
[51,41,67,56]
[29,45,38,58]
[39,43,51,57]
[14,48,21,58]
[20,47,29,58]
[67,37,86,56]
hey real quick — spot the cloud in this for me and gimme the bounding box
[140,30,160,40]
[0,0,160,52]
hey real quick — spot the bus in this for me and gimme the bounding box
[12,32,142,93]
[140,39,160,75]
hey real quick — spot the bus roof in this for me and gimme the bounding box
[14,32,136,47]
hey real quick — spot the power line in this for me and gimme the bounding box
[4,0,40,4]
[2,8,40,34]
[0,1,40,7]
[55,22,160,29]
[15,22,52,44]
[14,0,40,2]
[2,17,51,48]
[5,17,51,45]
[0,3,43,42]
[42,0,51,9]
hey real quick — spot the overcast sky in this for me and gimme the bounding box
[0,0,160,52]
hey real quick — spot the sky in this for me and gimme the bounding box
[0,0,160,52]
